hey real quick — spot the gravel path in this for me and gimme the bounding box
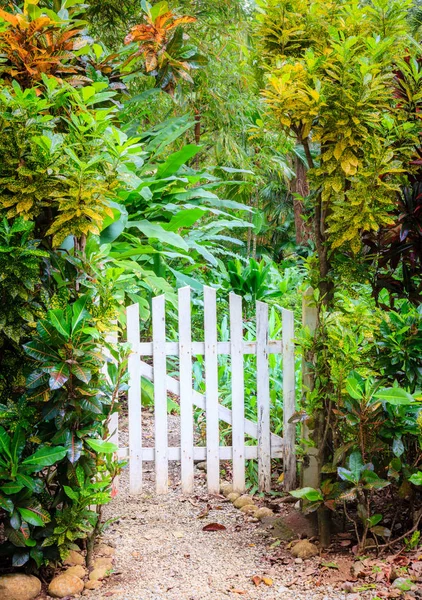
[88,413,346,600]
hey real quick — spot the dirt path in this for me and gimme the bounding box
[88,413,345,600]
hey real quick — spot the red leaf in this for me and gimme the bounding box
[202,523,226,532]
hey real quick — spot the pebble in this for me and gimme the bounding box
[64,565,86,579]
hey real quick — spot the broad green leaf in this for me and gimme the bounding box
[409,471,422,485]
[71,364,91,384]
[373,388,415,405]
[346,376,363,400]
[289,487,323,502]
[22,446,67,470]
[86,438,118,454]
[0,492,13,512]
[1,481,24,495]
[0,426,11,460]
[166,208,204,231]
[48,309,71,339]
[18,506,50,527]
[349,451,364,480]
[23,341,58,363]
[128,220,189,251]
[48,363,70,390]
[157,145,201,178]
[71,295,90,333]
[12,551,30,567]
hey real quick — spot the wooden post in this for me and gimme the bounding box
[127,304,142,494]
[256,301,271,492]
[204,286,220,494]
[230,293,245,493]
[301,287,319,489]
[178,287,194,495]
[282,308,296,491]
[153,295,168,494]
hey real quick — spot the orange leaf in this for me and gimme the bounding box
[251,576,262,586]
[262,577,273,587]
[202,523,226,531]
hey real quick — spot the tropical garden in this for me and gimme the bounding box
[0,0,422,598]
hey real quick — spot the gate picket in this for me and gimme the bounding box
[230,293,245,493]
[178,286,194,494]
[282,309,296,491]
[204,286,220,494]
[256,301,271,493]
[127,303,142,494]
[153,295,168,494]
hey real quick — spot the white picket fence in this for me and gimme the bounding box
[120,286,296,495]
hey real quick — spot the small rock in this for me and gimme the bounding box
[342,582,356,593]
[351,562,366,579]
[227,493,240,503]
[291,540,318,559]
[0,574,42,600]
[254,507,274,520]
[220,482,233,497]
[294,558,303,564]
[89,566,110,581]
[294,500,301,510]
[65,565,86,579]
[64,549,85,566]
[95,544,115,557]
[196,461,207,471]
[93,557,113,570]
[84,581,103,590]
[240,504,257,514]
[48,574,84,598]
[233,495,254,509]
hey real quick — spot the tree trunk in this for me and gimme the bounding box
[291,152,311,245]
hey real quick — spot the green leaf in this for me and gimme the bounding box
[0,492,13,512]
[0,426,11,460]
[86,438,118,454]
[128,220,189,251]
[373,388,415,405]
[409,471,422,486]
[23,341,58,363]
[346,376,363,400]
[157,145,201,178]
[22,446,67,470]
[48,363,70,390]
[290,487,323,502]
[1,481,24,495]
[370,525,391,538]
[349,451,364,481]
[71,364,92,384]
[166,208,204,231]
[18,506,50,527]
[71,295,90,333]
[63,485,79,501]
[12,551,30,567]
[48,309,71,339]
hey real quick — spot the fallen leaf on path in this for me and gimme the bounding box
[262,576,273,586]
[251,576,262,586]
[197,505,210,519]
[341,540,352,547]
[202,522,226,531]
[321,561,339,570]
[231,590,247,595]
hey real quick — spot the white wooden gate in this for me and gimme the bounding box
[122,286,296,495]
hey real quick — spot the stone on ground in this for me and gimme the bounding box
[196,461,207,471]
[240,504,257,514]
[95,544,115,557]
[63,549,85,566]
[254,507,274,519]
[227,492,240,503]
[0,574,41,600]
[220,482,233,497]
[84,580,103,590]
[93,557,113,570]
[233,495,254,508]
[64,565,86,579]
[263,511,317,540]
[48,573,84,598]
[291,540,319,559]
[89,566,110,581]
